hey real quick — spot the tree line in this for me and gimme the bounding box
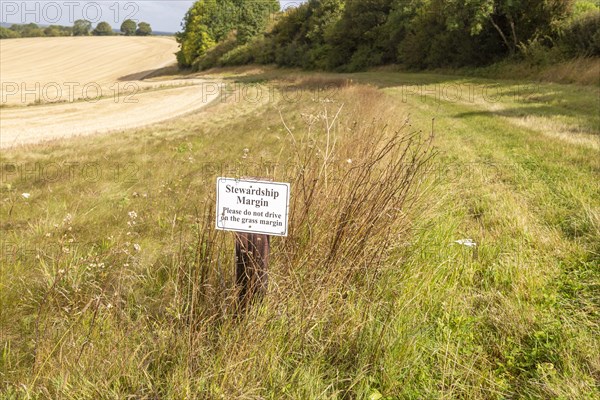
[175,0,279,67]
[0,19,152,39]
[176,0,600,71]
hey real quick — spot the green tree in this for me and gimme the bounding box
[73,19,92,36]
[61,25,74,36]
[326,0,394,70]
[2,23,73,38]
[136,22,152,36]
[93,21,114,36]
[264,0,344,68]
[176,0,279,68]
[44,26,61,37]
[0,26,20,39]
[177,1,222,67]
[394,0,573,68]
[384,0,420,48]
[121,19,137,36]
[176,0,579,71]
[445,0,574,55]
[16,22,44,37]
[236,0,280,43]
[560,9,600,56]
[396,0,499,68]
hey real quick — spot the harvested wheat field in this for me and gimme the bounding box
[0,37,220,147]
[0,36,178,105]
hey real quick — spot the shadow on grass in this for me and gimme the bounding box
[118,65,191,81]
[454,106,599,135]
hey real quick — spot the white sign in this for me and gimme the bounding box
[215,177,290,236]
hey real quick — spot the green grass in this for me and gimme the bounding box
[1,68,598,399]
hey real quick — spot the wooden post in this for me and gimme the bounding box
[216,177,288,311]
[235,232,270,309]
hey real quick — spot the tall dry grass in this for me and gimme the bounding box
[0,84,435,398]
[172,85,435,389]
[177,85,433,338]
[156,89,433,397]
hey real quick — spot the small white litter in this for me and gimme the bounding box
[22,193,30,199]
[455,238,477,247]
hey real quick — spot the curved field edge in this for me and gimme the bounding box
[0,82,221,149]
[0,69,598,399]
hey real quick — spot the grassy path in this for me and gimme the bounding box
[372,77,599,397]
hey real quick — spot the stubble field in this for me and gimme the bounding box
[0,37,218,148]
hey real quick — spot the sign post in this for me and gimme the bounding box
[215,177,290,308]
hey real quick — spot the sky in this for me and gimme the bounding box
[0,1,306,33]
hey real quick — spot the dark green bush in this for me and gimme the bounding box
[195,32,239,69]
[176,0,595,72]
[560,11,600,57]
[1,22,73,39]
[220,42,257,66]
[0,26,20,39]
